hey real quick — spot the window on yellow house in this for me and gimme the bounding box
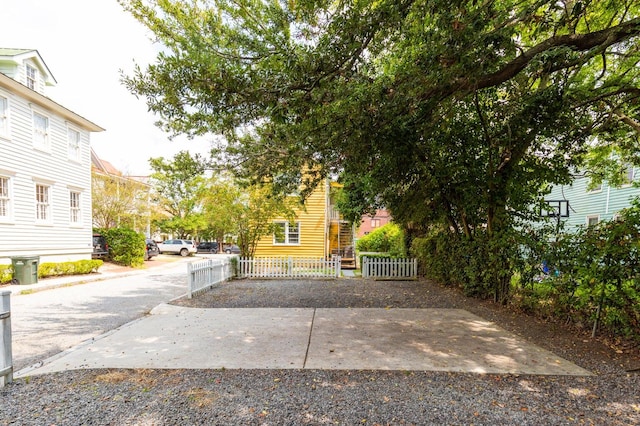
[274,221,300,245]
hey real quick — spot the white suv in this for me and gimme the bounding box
[157,239,197,257]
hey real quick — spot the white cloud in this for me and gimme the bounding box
[0,0,213,175]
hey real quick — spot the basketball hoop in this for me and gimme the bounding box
[540,200,569,218]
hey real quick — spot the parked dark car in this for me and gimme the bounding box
[144,239,159,260]
[92,234,109,259]
[223,244,241,254]
[197,241,219,253]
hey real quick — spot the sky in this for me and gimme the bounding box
[0,0,213,176]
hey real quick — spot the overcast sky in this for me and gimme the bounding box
[0,0,213,175]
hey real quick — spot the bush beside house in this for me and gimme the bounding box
[411,204,640,343]
[356,223,405,257]
[0,259,103,284]
[99,228,146,267]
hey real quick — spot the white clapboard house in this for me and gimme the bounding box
[0,48,103,263]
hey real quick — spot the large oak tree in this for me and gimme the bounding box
[121,0,640,299]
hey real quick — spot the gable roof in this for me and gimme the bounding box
[0,48,57,86]
[0,72,103,132]
[91,149,122,176]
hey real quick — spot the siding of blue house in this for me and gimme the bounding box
[545,169,640,231]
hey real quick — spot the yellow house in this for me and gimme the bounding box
[253,180,354,264]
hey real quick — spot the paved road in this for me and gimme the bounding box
[9,256,193,371]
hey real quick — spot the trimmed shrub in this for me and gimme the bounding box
[356,223,405,257]
[0,259,103,284]
[103,227,145,267]
[37,260,103,278]
[0,264,12,284]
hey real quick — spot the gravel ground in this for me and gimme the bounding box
[2,278,639,425]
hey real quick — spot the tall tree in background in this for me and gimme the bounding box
[149,150,207,238]
[122,0,640,300]
[201,177,296,257]
[92,171,151,233]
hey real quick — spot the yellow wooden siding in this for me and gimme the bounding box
[254,183,328,257]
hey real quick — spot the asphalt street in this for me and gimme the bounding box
[8,255,192,371]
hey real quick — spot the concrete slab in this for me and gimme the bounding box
[16,306,591,377]
[307,309,590,375]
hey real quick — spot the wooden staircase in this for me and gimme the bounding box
[329,222,356,269]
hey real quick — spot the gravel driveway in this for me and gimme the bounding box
[1,278,638,425]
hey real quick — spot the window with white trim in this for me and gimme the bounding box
[35,183,50,222]
[273,221,300,245]
[588,183,602,193]
[68,128,81,161]
[586,215,599,227]
[26,65,37,90]
[69,191,81,224]
[0,176,10,219]
[33,112,49,149]
[0,95,8,137]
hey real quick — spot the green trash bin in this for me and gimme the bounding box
[10,256,40,285]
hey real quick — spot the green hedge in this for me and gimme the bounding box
[410,202,640,343]
[0,264,11,284]
[102,227,145,267]
[356,223,405,257]
[0,259,103,284]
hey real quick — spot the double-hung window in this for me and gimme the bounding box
[0,176,10,220]
[622,165,635,186]
[274,221,300,245]
[26,65,37,90]
[68,128,81,161]
[0,95,8,138]
[33,112,49,150]
[35,183,50,222]
[69,191,81,224]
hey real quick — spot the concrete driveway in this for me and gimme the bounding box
[17,304,591,377]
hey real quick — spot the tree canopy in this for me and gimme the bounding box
[149,150,208,238]
[122,0,640,299]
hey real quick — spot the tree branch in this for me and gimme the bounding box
[442,17,640,99]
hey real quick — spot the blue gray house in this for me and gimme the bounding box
[544,166,639,231]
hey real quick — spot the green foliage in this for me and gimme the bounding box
[411,225,544,303]
[199,176,297,257]
[149,151,208,238]
[0,260,103,283]
[103,228,145,267]
[511,202,640,341]
[224,183,296,257]
[121,0,640,318]
[356,223,404,256]
[37,260,103,278]
[92,171,150,232]
[0,264,12,283]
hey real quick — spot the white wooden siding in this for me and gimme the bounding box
[0,90,93,263]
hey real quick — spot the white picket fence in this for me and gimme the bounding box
[238,256,341,279]
[1,291,12,387]
[187,258,234,298]
[361,256,418,280]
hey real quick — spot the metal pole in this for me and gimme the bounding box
[1,290,13,387]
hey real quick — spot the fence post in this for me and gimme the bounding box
[1,291,13,387]
[362,256,368,278]
[187,262,194,299]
